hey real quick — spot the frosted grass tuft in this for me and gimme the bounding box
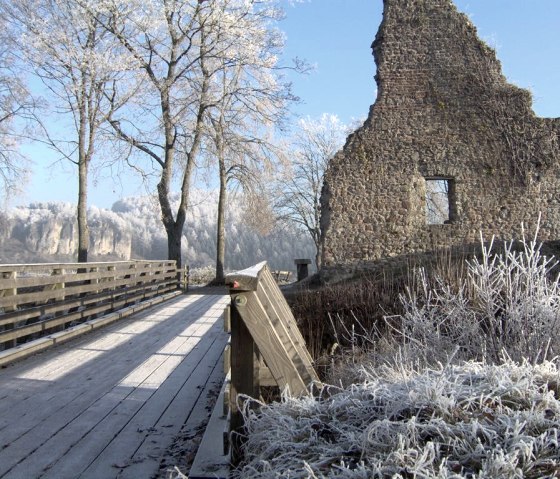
[236,360,560,478]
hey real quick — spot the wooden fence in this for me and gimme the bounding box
[0,260,182,363]
[190,261,318,478]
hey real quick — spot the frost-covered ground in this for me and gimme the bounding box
[234,230,560,478]
[236,360,560,478]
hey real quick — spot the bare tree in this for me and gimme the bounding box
[3,0,132,262]
[0,18,35,200]
[204,55,297,283]
[96,0,297,269]
[425,179,451,225]
[275,114,349,269]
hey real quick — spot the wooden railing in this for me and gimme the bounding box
[190,261,318,478]
[0,260,181,362]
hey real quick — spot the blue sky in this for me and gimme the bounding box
[281,0,560,122]
[17,0,560,209]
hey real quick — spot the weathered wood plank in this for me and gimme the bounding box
[0,283,178,344]
[0,260,176,275]
[257,271,318,383]
[259,366,277,387]
[0,283,176,343]
[87,326,228,478]
[189,377,231,479]
[224,304,231,332]
[0,267,171,290]
[43,315,227,478]
[0,278,178,328]
[0,294,215,430]
[120,356,227,479]
[223,341,231,374]
[232,290,307,395]
[0,271,176,309]
[225,261,267,291]
[229,301,260,463]
[0,293,229,479]
[260,266,315,367]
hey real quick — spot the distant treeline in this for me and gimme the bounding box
[0,190,314,272]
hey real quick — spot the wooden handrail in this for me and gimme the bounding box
[0,260,180,352]
[190,262,319,477]
[227,262,318,459]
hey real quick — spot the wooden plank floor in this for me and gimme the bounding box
[0,292,230,479]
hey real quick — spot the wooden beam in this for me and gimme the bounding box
[257,267,319,376]
[225,261,267,292]
[188,378,231,479]
[232,291,308,396]
[229,301,259,463]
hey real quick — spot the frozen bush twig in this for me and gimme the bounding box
[394,224,560,365]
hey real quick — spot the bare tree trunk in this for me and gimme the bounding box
[215,146,227,284]
[166,222,183,269]
[157,81,181,267]
[77,158,89,263]
[77,72,89,264]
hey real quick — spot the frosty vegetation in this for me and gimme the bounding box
[396,229,560,366]
[235,229,560,478]
[238,360,560,479]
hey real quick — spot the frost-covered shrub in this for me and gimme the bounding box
[236,360,560,479]
[397,228,560,365]
[188,265,216,286]
[235,227,560,478]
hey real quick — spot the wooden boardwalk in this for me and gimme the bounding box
[0,292,230,479]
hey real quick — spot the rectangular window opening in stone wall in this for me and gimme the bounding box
[425,178,456,225]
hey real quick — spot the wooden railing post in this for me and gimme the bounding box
[52,268,66,329]
[90,266,99,295]
[1,271,17,313]
[107,265,116,282]
[1,271,17,348]
[183,265,190,292]
[229,294,260,464]
[53,268,65,301]
[126,263,137,285]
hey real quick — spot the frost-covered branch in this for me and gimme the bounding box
[274,114,351,269]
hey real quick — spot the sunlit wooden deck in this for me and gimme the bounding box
[0,292,229,479]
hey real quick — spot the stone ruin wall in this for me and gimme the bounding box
[320,0,560,273]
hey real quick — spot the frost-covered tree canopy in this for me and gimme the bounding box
[0,16,33,199]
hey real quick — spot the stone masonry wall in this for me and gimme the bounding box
[320,0,560,272]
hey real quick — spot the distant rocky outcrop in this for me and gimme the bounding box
[1,202,132,262]
[0,191,315,271]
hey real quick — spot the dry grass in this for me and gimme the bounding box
[235,228,560,477]
[292,228,560,372]
[236,360,560,478]
[288,272,407,366]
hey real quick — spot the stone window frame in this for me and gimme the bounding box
[424,176,457,225]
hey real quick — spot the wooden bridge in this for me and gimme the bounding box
[0,260,317,478]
